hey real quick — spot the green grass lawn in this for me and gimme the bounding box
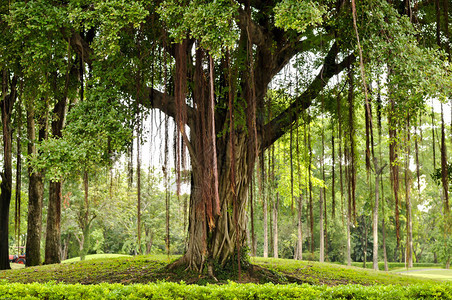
[1,256,451,299]
[62,253,132,263]
[392,268,452,281]
[0,255,442,286]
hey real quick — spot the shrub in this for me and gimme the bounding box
[0,281,451,299]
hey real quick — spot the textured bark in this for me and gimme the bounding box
[0,72,17,270]
[176,132,251,271]
[25,102,44,267]
[44,95,67,264]
[44,182,62,264]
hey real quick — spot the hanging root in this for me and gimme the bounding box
[207,259,218,282]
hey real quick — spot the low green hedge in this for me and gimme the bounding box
[0,281,451,299]
[349,262,442,271]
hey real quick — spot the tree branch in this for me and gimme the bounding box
[236,8,269,48]
[261,42,355,150]
[68,31,94,66]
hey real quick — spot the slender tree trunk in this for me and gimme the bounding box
[346,203,352,266]
[250,174,256,256]
[319,98,326,263]
[25,100,45,267]
[432,100,437,170]
[332,131,336,218]
[336,92,344,227]
[296,195,303,260]
[14,90,22,257]
[261,153,268,258]
[137,126,142,254]
[308,122,314,255]
[321,109,328,260]
[406,119,413,268]
[44,95,67,264]
[0,72,16,270]
[346,156,352,266]
[382,195,388,271]
[373,168,380,270]
[389,96,401,261]
[363,216,368,268]
[273,192,279,258]
[319,186,324,263]
[79,171,91,261]
[440,104,449,214]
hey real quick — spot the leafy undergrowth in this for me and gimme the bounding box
[0,255,441,287]
[1,281,452,300]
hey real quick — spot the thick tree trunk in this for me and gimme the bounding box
[44,182,62,264]
[176,132,251,271]
[25,102,44,267]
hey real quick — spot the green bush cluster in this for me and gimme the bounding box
[0,281,451,300]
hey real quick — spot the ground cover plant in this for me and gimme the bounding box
[2,255,452,299]
[0,255,442,286]
[1,281,452,300]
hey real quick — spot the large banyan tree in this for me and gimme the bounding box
[1,0,449,271]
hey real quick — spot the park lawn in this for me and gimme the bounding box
[0,255,441,286]
[251,257,437,286]
[393,269,452,281]
[62,253,132,263]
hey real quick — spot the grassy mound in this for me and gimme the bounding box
[0,255,441,286]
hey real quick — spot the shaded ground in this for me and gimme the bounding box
[0,255,440,286]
